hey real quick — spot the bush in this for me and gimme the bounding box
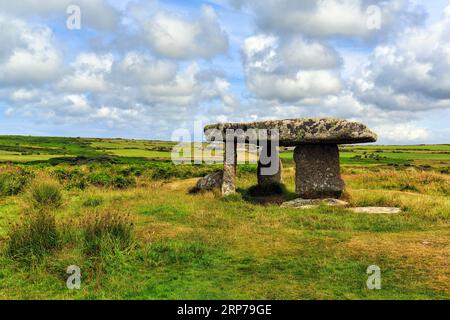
[149,163,220,180]
[52,167,88,190]
[81,210,134,256]
[88,172,111,187]
[111,175,135,189]
[0,167,32,196]
[7,211,59,261]
[27,180,63,210]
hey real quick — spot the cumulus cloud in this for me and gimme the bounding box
[5,50,238,133]
[59,53,113,92]
[374,123,430,142]
[353,9,450,111]
[0,15,62,85]
[243,35,343,101]
[113,52,177,86]
[143,5,229,59]
[0,0,119,30]
[231,0,426,38]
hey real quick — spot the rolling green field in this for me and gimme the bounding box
[0,135,449,299]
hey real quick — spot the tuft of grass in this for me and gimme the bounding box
[25,178,63,210]
[6,210,59,261]
[82,195,103,208]
[81,209,134,257]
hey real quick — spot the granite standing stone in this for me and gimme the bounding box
[257,141,283,186]
[222,139,237,195]
[294,144,344,199]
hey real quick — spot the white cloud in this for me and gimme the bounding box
[144,5,229,59]
[0,15,62,85]
[375,123,430,142]
[232,0,426,38]
[10,89,37,101]
[113,52,177,85]
[59,53,113,92]
[243,35,343,101]
[353,10,450,111]
[0,0,119,31]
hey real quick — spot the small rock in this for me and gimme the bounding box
[349,207,401,214]
[280,198,349,209]
[195,171,223,191]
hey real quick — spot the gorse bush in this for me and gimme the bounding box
[88,173,135,189]
[111,175,135,189]
[52,166,90,190]
[52,166,136,189]
[81,209,134,256]
[0,167,32,196]
[149,163,220,180]
[7,211,59,261]
[27,179,63,210]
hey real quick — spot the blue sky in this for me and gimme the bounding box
[0,0,449,144]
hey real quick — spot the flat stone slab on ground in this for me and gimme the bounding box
[280,198,349,209]
[349,207,402,214]
[204,117,377,146]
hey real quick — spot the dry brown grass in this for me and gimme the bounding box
[341,230,450,292]
[345,169,450,196]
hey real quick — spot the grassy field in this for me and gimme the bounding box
[0,136,448,299]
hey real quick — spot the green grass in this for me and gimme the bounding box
[0,136,449,299]
[106,149,172,158]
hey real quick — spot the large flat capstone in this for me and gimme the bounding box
[204,118,377,146]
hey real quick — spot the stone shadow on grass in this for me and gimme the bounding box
[239,182,298,205]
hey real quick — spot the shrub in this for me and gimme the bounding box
[27,180,63,210]
[87,172,135,189]
[52,167,88,190]
[111,175,135,189]
[7,211,59,261]
[88,172,111,187]
[81,210,134,256]
[0,167,32,196]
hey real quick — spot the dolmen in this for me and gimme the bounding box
[203,118,377,199]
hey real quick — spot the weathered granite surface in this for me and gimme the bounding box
[281,198,349,209]
[204,118,377,146]
[349,207,401,214]
[196,171,223,191]
[294,144,344,199]
[222,141,237,195]
[258,159,283,186]
[257,142,283,186]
